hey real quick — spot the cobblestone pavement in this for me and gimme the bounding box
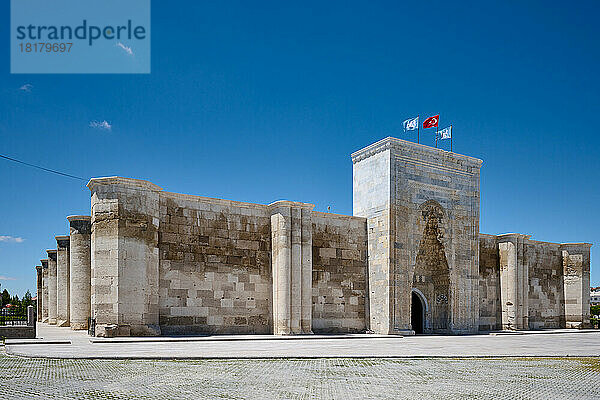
[1,350,600,399]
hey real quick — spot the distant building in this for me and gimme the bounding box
[591,290,600,306]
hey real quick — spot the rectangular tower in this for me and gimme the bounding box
[352,137,482,334]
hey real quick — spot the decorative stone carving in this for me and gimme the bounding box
[413,200,450,332]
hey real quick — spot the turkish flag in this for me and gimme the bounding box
[423,115,439,129]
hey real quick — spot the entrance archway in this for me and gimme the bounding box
[411,291,424,334]
[413,199,450,332]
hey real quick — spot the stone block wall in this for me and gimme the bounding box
[85,176,379,336]
[393,141,481,334]
[352,146,392,334]
[158,192,273,335]
[0,326,36,339]
[353,137,482,334]
[89,177,161,336]
[311,212,368,333]
[525,240,564,329]
[478,234,501,331]
[478,234,591,331]
[561,243,592,328]
[30,137,585,337]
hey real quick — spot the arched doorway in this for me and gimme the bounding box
[411,291,424,334]
[413,199,450,333]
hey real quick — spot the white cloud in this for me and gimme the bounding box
[89,120,112,131]
[117,42,133,56]
[0,276,16,281]
[19,84,33,92]
[0,236,24,243]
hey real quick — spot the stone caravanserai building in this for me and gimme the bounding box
[34,137,592,336]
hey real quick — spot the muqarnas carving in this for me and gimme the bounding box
[413,200,450,332]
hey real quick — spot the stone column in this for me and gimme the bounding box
[56,236,70,327]
[499,241,517,330]
[498,233,529,330]
[40,259,48,322]
[35,265,42,322]
[269,201,314,335]
[88,177,161,337]
[300,207,313,333]
[561,243,592,328]
[68,216,92,330]
[46,249,58,325]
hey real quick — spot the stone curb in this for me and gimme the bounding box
[4,353,600,360]
[88,334,403,344]
[5,340,71,345]
[488,329,599,336]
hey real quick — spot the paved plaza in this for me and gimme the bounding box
[4,324,600,359]
[1,351,599,399]
[3,325,600,398]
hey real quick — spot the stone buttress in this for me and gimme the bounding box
[68,215,92,330]
[88,177,161,336]
[35,265,42,321]
[269,201,314,335]
[46,249,58,325]
[55,235,70,327]
[40,259,48,322]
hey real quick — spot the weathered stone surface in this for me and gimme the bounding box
[478,234,501,331]
[35,266,42,322]
[46,250,57,325]
[35,137,591,336]
[68,215,91,330]
[270,201,314,335]
[55,236,70,327]
[89,177,161,337]
[158,192,274,335]
[40,259,48,322]
[353,137,482,334]
[561,243,592,328]
[311,212,367,333]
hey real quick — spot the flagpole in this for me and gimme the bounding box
[417,115,420,144]
[450,125,453,152]
[435,122,438,148]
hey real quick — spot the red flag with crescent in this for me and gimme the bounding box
[422,115,439,129]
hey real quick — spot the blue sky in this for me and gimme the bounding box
[0,1,598,296]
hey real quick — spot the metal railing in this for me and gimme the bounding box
[0,308,28,326]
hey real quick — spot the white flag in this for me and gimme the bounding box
[439,126,452,140]
[403,116,419,132]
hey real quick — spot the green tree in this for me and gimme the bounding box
[21,290,33,314]
[10,295,21,314]
[1,289,9,307]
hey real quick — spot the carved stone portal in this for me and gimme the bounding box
[413,200,450,332]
